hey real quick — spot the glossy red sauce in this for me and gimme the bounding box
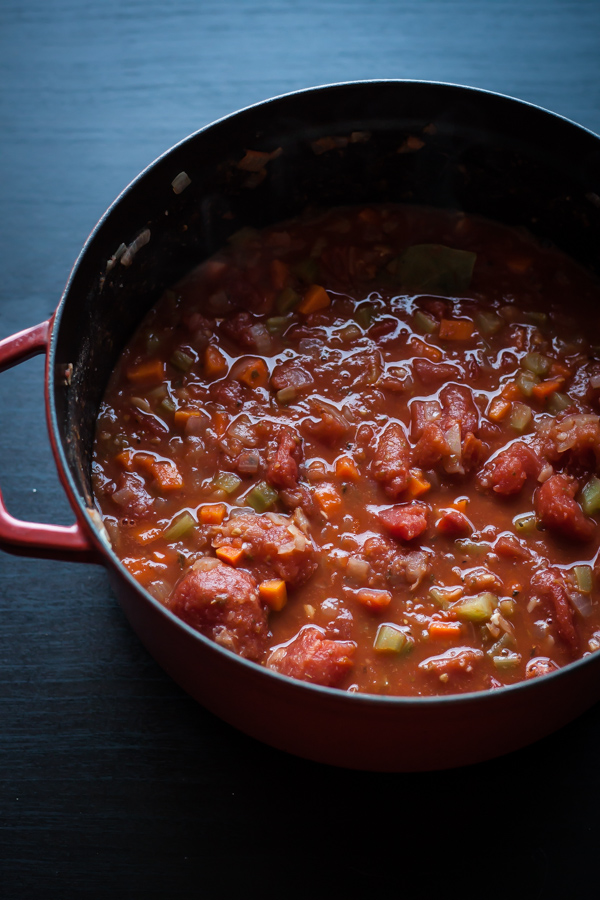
[92,204,600,696]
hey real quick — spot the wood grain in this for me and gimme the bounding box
[1,1,599,896]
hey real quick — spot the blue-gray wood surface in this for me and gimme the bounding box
[1,1,599,896]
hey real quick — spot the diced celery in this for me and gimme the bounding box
[523,311,548,327]
[276,287,301,315]
[412,309,438,335]
[487,632,516,659]
[429,586,463,609]
[395,244,476,292]
[574,565,594,594]
[510,401,533,433]
[581,476,600,516]
[455,540,488,556]
[355,303,376,329]
[522,352,551,376]
[158,397,176,415]
[373,624,412,655]
[453,592,497,623]
[493,652,522,670]
[244,481,279,513]
[292,258,319,284]
[163,510,196,542]
[170,349,195,372]
[475,310,503,336]
[429,587,450,609]
[513,512,538,535]
[516,369,540,397]
[266,315,293,335]
[212,472,242,495]
[547,391,572,415]
[146,333,162,354]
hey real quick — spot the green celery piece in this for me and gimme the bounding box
[547,391,572,415]
[453,592,496,623]
[475,310,503,336]
[245,481,279,513]
[395,244,476,293]
[163,510,196,542]
[170,349,195,372]
[513,512,538,536]
[292,258,319,284]
[574,565,594,594]
[374,624,412,654]
[522,352,551,376]
[276,287,301,315]
[412,309,438,334]
[509,401,533,433]
[581,476,600,516]
[212,472,242,495]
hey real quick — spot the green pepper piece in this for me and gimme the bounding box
[395,244,476,293]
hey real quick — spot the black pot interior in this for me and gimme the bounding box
[51,80,600,514]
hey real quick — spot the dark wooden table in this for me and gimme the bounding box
[1,1,599,896]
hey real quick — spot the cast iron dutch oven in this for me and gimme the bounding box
[2,81,600,772]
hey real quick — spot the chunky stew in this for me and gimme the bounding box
[92,204,600,695]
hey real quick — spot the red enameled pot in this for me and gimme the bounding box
[2,81,600,772]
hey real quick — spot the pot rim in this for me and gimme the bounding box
[45,78,600,710]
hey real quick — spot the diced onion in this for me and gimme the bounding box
[171,171,191,194]
[347,557,370,580]
[443,423,464,474]
[121,229,151,267]
[569,590,594,618]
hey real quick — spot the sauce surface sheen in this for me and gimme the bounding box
[92,204,600,696]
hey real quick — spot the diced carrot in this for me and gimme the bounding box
[531,378,564,401]
[428,620,463,639]
[405,468,431,500]
[270,258,290,291]
[452,498,468,512]
[150,460,183,491]
[259,579,288,611]
[126,359,165,385]
[198,503,227,525]
[173,409,202,429]
[122,557,157,585]
[115,449,135,470]
[204,345,228,380]
[297,284,330,315]
[233,357,269,389]
[549,361,572,379]
[131,525,162,545]
[488,396,511,421]
[212,410,229,438]
[314,483,343,516]
[501,381,523,401]
[216,545,245,567]
[335,455,360,482]
[438,319,475,341]
[356,588,392,612]
[409,337,444,362]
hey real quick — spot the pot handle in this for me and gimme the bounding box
[0,320,97,562]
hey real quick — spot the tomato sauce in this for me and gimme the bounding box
[92,204,600,696]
